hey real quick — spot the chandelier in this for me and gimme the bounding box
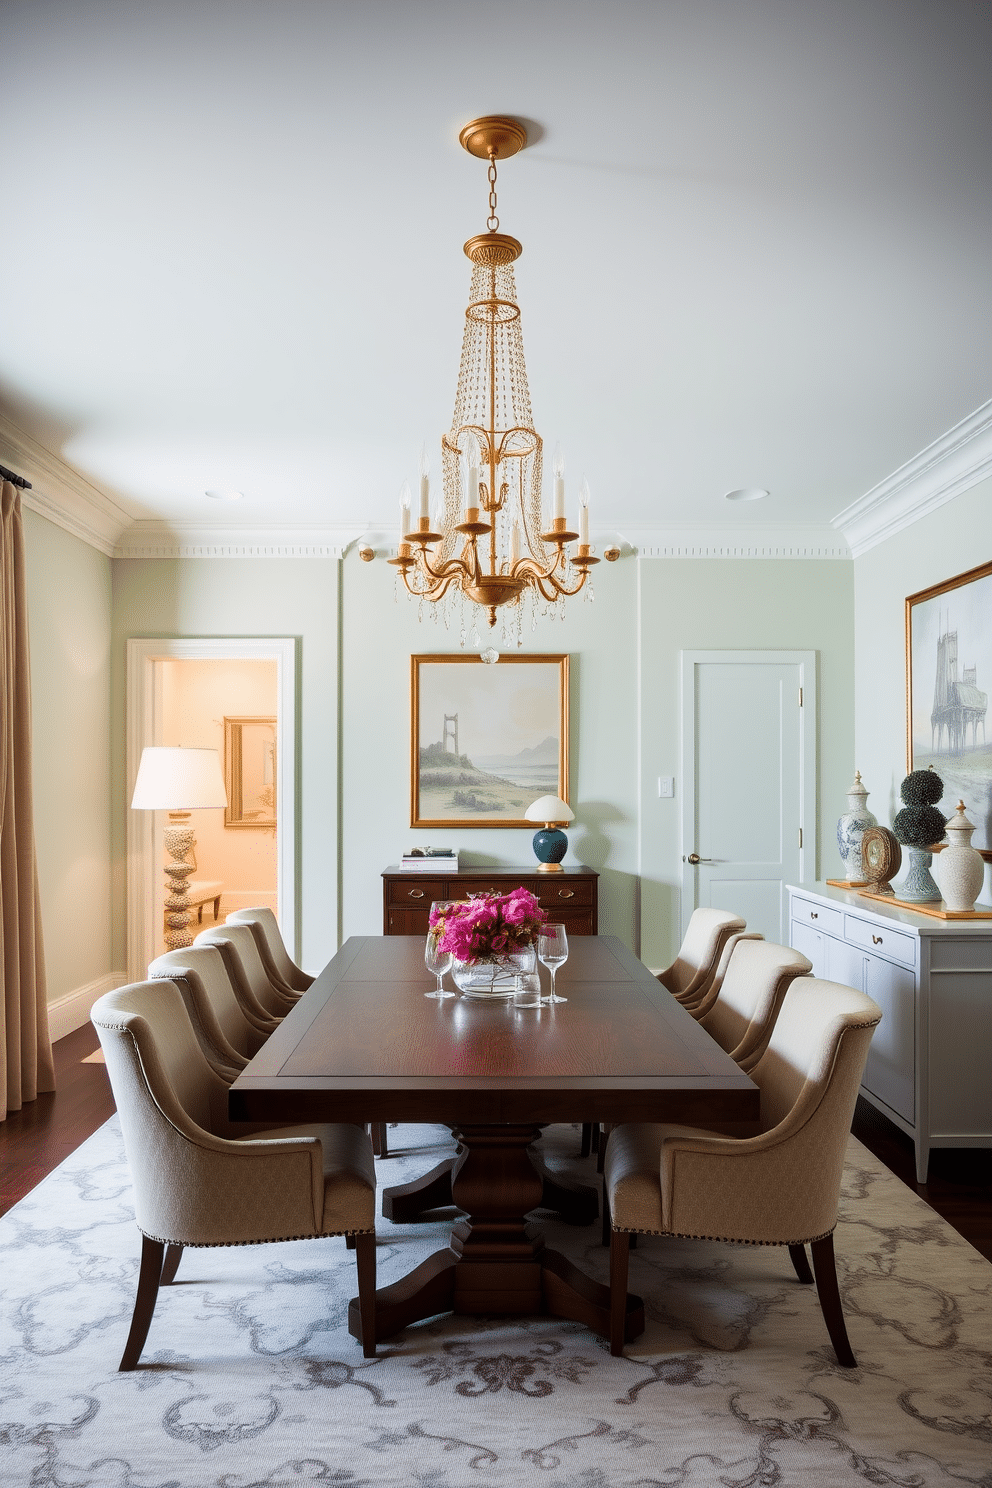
[389,116,618,635]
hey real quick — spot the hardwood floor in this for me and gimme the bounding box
[0,1023,115,1216]
[2,1027,990,1264]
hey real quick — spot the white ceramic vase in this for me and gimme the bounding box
[836,771,878,882]
[932,801,985,912]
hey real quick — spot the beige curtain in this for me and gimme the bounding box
[1,480,54,1120]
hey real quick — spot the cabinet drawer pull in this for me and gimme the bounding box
[872,934,882,945]
[408,889,425,899]
[810,911,818,919]
[558,889,575,899]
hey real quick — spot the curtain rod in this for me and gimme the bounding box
[0,463,32,489]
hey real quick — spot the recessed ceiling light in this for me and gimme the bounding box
[724,487,770,502]
[204,489,243,501]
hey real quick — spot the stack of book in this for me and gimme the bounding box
[399,849,459,872]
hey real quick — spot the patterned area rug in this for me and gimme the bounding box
[3,1119,990,1487]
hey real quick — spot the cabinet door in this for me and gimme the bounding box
[790,921,826,977]
[862,954,916,1124]
[826,937,867,993]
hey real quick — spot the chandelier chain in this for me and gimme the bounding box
[487,154,499,232]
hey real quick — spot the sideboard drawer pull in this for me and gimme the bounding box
[558,889,575,899]
[408,889,425,899]
[810,911,818,919]
[872,934,882,945]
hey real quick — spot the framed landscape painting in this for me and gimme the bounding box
[906,558,992,858]
[411,654,569,828]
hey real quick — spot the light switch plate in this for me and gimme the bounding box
[658,776,674,798]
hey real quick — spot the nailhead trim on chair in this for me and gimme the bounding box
[611,1224,837,1246]
[138,1226,376,1247]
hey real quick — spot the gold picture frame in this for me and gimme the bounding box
[906,559,992,859]
[411,654,569,829]
[224,716,277,829]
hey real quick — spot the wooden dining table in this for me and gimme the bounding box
[229,933,759,1348]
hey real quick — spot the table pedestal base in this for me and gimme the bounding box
[381,1142,599,1227]
[350,1123,643,1348]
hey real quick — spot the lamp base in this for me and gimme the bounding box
[532,826,568,872]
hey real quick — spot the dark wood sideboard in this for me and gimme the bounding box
[382,864,598,937]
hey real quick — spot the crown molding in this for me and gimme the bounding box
[612,525,850,559]
[117,522,367,560]
[832,399,992,557]
[0,415,132,557]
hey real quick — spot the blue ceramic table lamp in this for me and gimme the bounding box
[524,794,575,873]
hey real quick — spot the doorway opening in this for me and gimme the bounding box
[126,638,297,981]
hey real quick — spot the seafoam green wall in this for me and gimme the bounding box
[109,548,853,977]
[22,508,113,1008]
[853,480,992,903]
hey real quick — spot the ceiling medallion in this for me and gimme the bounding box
[389,116,618,643]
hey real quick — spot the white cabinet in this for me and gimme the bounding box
[788,884,992,1181]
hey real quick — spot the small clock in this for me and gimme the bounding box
[860,827,902,895]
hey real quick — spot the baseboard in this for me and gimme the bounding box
[48,973,128,1042]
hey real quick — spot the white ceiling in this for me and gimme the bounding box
[2,0,990,553]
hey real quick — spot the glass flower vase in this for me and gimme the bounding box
[451,945,537,1000]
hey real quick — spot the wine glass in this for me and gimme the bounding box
[424,925,455,998]
[537,922,569,1004]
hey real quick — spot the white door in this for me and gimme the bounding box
[680,651,816,943]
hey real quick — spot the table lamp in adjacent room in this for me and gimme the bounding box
[131,746,228,949]
[524,794,575,873]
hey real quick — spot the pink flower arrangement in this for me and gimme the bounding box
[431,887,546,965]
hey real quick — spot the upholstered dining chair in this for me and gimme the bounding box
[603,977,882,1365]
[91,980,378,1368]
[195,922,297,1018]
[680,930,764,1019]
[226,906,313,997]
[695,939,812,1071]
[655,908,747,1006]
[148,944,277,1081]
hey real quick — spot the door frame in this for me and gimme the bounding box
[679,649,817,937]
[126,636,298,982]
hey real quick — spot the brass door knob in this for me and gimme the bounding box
[685,853,713,865]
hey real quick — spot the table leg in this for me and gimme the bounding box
[349,1123,643,1347]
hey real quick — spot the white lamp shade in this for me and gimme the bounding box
[524,794,574,824]
[131,747,228,810]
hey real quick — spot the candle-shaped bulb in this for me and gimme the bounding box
[418,446,430,520]
[578,476,590,546]
[399,480,411,538]
[509,521,521,567]
[552,442,565,520]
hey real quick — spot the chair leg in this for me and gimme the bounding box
[160,1243,184,1285]
[579,1122,599,1158]
[353,1232,377,1358]
[596,1123,609,1173]
[609,1229,631,1356]
[369,1122,387,1158]
[789,1242,814,1284]
[601,1186,611,1247]
[810,1233,857,1368]
[119,1235,166,1371]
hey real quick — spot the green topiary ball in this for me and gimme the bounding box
[893,803,946,848]
[900,768,944,806]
